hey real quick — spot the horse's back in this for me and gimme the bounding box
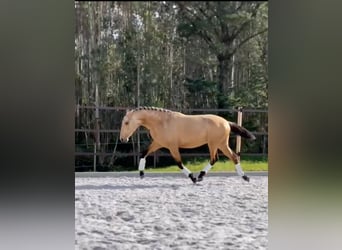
[167,113,230,148]
[199,114,231,135]
[173,113,229,131]
[200,114,229,126]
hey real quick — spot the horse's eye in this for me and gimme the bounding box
[125,121,129,125]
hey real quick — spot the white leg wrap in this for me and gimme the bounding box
[138,158,146,171]
[202,163,212,173]
[181,166,191,176]
[235,163,245,176]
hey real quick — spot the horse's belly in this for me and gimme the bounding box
[179,141,207,148]
[178,135,207,148]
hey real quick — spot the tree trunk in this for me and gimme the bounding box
[217,56,231,109]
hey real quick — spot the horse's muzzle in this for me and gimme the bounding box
[120,137,129,143]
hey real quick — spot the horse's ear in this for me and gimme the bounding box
[125,109,129,114]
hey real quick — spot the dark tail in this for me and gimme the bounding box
[229,122,256,140]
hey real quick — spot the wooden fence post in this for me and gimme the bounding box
[93,142,96,172]
[236,107,243,161]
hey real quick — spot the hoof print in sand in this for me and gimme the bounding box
[105,216,112,222]
[116,211,135,221]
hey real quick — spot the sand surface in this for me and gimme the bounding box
[75,175,268,250]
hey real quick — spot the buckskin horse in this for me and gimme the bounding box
[119,107,256,184]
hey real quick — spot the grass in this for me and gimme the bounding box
[144,158,268,173]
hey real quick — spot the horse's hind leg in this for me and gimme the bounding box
[198,147,218,182]
[169,147,197,184]
[219,145,250,182]
[138,141,161,178]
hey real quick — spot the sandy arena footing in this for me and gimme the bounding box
[75,175,268,250]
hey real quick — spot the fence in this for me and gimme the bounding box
[75,106,268,171]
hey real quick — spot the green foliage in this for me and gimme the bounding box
[75,1,268,109]
[184,77,217,94]
[177,23,196,38]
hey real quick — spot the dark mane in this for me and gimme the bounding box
[132,106,172,113]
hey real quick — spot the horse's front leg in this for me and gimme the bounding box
[169,148,197,184]
[139,141,161,178]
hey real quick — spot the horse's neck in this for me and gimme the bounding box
[135,111,163,130]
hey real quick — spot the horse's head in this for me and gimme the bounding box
[119,111,142,143]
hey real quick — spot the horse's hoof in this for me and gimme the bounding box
[197,171,205,182]
[189,173,197,184]
[139,171,145,179]
[242,175,250,182]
